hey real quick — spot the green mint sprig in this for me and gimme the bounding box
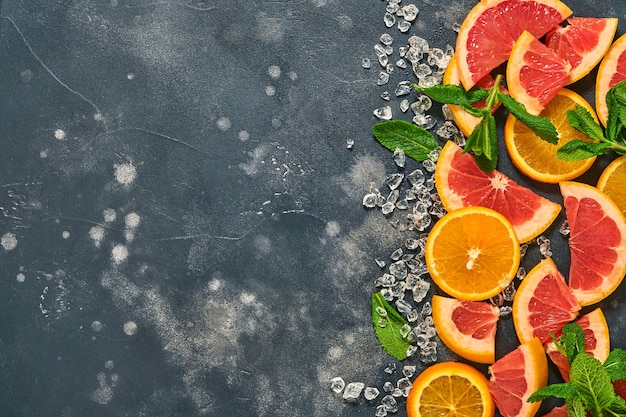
[558,81,626,161]
[371,292,412,361]
[372,119,439,162]
[528,323,626,417]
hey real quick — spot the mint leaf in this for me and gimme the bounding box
[566,106,606,142]
[604,349,626,381]
[557,140,612,161]
[416,84,489,106]
[560,323,586,365]
[569,353,616,414]
[372,292,412,361]
[566,398,588,417]
[498,92,559,144]
[607,394,626,415]
[528,383,577,402]
[468,115,498,173]
[372,120,438,162]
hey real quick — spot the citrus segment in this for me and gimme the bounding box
[596,33,626,125]
[560,181,626,306]
[488,337,548,417]
[542,406,568,417]
[455,0,572,90]
[407,361,495,417]
[506,30,571,115]
[545,308,610,381]
[598,155,626,218]
[545,17,618,84]
[435,141,561,242]
[432,295,500,364]
[504,88,598,183]
[425,206,520,301]
[512,258,580,344]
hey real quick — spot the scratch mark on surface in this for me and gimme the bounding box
[156,233,245,242]
[110,127,210,156]
[127,1,215,11]
[1,15,109,132]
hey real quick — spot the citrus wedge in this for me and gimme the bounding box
[488,337,548,417]
[598,155,626,218]
[545,17,618,84]
[504,88,598,183]
[512,258,580,344]
[407,361,495,417]
[560,181,626,306]
[435,141,561,242]
[545,308,610,381]
[506,30,571,115]
[425,206,520,301]
[596,33,626,125]
[432,295,500,364]
[456,0,572,90]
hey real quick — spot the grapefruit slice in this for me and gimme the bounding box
[545,308,610,381]
[545,17,618,84]
[488,337,548,417]
[432,295,500,364]
[506,30,572,115]
[542,406,568,417]
[598,155,626,218]
[560,181,626,306]
[596,33,626,125]
[435,140,562,243]
[407,361,495,417]
[512,258,580,345]
[455,0,572,90]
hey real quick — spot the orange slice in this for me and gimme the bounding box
[455,0,572,90]
[488,338,548,417]
[560,181,626,306]
[545,17,618,84]
[432,295,500,364]
[407,361,495,417]
[596,33,626,125]
[425,206,520,301]
[512,257,580,345]
[435,141,561,242]
[598,155,626,218]
[506,30,572,115]
[545,308,610,381]
[504,88,598,183]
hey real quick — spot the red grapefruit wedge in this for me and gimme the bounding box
[596,33,626,125]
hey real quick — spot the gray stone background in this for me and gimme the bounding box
[0,0,625,416]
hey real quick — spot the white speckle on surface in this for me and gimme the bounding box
[268,65,281,79]
[91,320,103,332]
[125,212,141,229]
[123,321,137,336]
[16,273,26,283]
[325,221,340,237]
[125,231,135,243]
[127,72,135,80]
[103,208,116,223]
[39,150,48,159]
[256,12,285,42]
[265,85,276,96]
[89,226,106,247]
[62,231,71,239]
[216,117,231,131]
[254,235,271,255]
[105,360,114,370]
[54,129,66,140]
[91,372,114,405]
[111,244,129,265]
[271,118,282,128]
[240,292,256,305]
[208,278,222,292]
[337,15,353,30]
[287,71,298,81]
[238,130,250,141]
[94,113,104,122]
[114,163,137,186]
[1,233,18,251]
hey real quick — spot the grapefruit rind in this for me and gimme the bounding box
[432,295,500,364]
[560,181,626,306]
[596,32,626,126]
[435,141,562,243]
[512,257,580,345]
[598,155,626,218]
[488,337,548,417]
[442,56,486,137]
[506,30,572,115]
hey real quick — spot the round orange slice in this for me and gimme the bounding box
[432,295,500,364]
[506,30,571,115]
[455,0,572,90]
[512,257,580,345]
[504,88,598,183]
[596,33,626,125]
[545,17,618,84]
[560,181,626,306]
[598,155,626,218]
[488,338,548,417]
[407,361,495,417]
[425,206,520,301]
[545,307,610,381]
[435,140,561,243]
